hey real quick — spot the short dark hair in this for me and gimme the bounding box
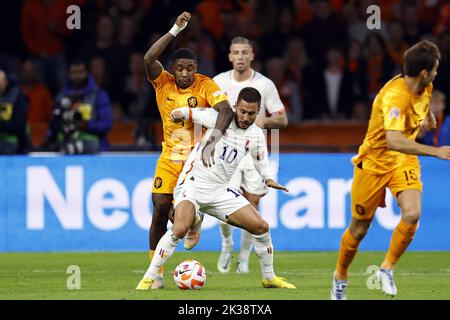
[404,40,441,77]
[237,87,261,106]
[171,48,197,63]
[69,58,87,69]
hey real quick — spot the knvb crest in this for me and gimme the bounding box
[187,96,198,108]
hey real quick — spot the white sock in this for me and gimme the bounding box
[252,232,275,280]
[220,222,233,251]
[144,229,180,279]
[238,229,253,263]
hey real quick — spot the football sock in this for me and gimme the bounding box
[144,230,180,279]
[149,250,164,276]
[336,228,361,278]
[252,232,276,280]
[238,229,253,263]
[220,222,233,251]
[384,219,418,267]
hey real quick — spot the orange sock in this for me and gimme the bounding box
[384,219,417,267]
[336,229,361,278]
[149,250,164,275]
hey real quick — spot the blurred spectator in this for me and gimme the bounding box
[89,56,110,92]
[300,0,347,68]
[0,69,29,154]
[265,57,302,121]
[21,60,53,125]
[78,15,128,112]
[401,1,431,45]
[284,37,319,120]
[386,20,409,72]
[364,32,396,101]
[117,16,141,53]
[346,40,369,120]
[21,0,71,95]
[434,2,450,36]
[179,15,218,69]
[417,90,448,146]
[46,60,112,154]
[261,6,298,60]
[315,47,354,120]
[434,32,450,116]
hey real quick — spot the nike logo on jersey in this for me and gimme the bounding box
[167,97,175,101]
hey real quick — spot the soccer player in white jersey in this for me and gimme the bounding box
[213,37,288,273]
[136,87,296,290]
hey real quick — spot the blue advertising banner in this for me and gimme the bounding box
[0,154,449,252]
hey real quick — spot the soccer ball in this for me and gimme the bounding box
[173,260,206,290]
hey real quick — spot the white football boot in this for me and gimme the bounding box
[331,272,348,300]
[376,269,397,297]
[217,245,233,273]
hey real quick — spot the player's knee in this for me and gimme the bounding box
[253,220,269,235]
[402,207,421,225]
[350,224,369,241]
[172,224,189,239]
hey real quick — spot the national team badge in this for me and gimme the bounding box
[187,96,198,108]
[154,177,163,189]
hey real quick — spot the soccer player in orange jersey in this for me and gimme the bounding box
[143,12,233,289]
[331,40,450,300]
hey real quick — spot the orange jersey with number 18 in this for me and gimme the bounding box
[151,69,228,161]
[352,74,433,175]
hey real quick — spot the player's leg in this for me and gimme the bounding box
[148,158,183,288]
[236,165,268,273]
[137,200,196,290]
[226,204,295,289]
[236,191,261,273]
[217,169,243,273]
[378,162,423,296]
[332,163,385,299]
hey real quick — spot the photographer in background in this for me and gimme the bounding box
[0,69,29,154]
[45,59,113,154]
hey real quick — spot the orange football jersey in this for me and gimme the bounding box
[151,69,228,161]
[352,74,433,175]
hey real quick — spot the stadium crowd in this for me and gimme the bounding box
[0,0,449,153]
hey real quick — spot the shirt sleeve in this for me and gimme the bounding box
[263,79,285,114]
[250,128,272,181]
[203,78,229,107]
[382,88,410,131]
[191,108,219,129]
[150,69,171,91]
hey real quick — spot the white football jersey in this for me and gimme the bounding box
[213,70,285,117]
[173,107,271,187]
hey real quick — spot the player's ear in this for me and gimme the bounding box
[228,52,233,62]
[420,69,428,78]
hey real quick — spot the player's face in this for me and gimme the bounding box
[68,64,88,88]
[172,59,197,89]
[235,99,259,129]
[229,43,254,72]
[422,59,439,86]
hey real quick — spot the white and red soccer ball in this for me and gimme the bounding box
[173,260,206,290]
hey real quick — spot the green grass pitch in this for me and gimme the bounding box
[1,251,449,300]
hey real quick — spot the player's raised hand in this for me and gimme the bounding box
[265,179,289,192]
[168,12,191,37]
[176,12,191,28]
[436,146,450,160]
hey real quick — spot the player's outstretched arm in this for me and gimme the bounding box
[143,12,191,81]
[256,112,288,129]
[386,130,450,159]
